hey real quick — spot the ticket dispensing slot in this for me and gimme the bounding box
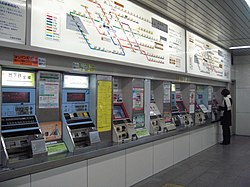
[1,87,47,166]
[164,119,177,132]
[176,101,193,127]
[62,75,97,152]
[172,101,193,127]
[113,103,137,143]
[171,105,181,127]
[63,111,94,149]
[195,104,206,125]
[149,103,166,134]
[1,116,45,162]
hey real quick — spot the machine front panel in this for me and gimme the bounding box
[62,89,89,113]
[1,80,47,165]
[2,88,36,117]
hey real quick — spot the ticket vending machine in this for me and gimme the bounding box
[113,78,137,142]
[113,78,149,140]
[62,75,96,152]
[149,103,165,134]
[171,83,193,127]
[113,103,137,143]
[1,70,47,166]
[211,86,223,122]
[195,85,210,125]
[132,79,150,138]
[150,80,176,134]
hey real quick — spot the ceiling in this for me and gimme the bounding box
[133,0,250,56]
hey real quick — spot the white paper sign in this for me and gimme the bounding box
[39,72,60,108]
[0,0,26,44]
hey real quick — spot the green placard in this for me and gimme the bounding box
[46,142,68,155]
[135,128,150,138]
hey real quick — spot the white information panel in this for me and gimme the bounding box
[31,0,185,72]
[0,0,26,44]
[187,31,231,81]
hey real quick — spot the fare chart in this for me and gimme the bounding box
[31,0,185,72]
[187,31,231,81]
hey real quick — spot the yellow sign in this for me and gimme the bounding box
[97,81,112,132]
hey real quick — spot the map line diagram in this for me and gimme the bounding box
[67,0,170,64]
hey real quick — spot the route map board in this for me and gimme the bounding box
[187,31,231,81]
[31,0,185,72]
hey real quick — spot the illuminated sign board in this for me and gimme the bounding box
[31,0,186,72]
[63,75,89,89]
[187,31,231,81]
[2,70,35,87]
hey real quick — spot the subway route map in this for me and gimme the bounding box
[187,31,231,81]
[31,0,185,72]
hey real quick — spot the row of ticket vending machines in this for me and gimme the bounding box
[0,69,223,167]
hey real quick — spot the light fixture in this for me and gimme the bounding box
[245,0,250,7]
[229,46,250,50]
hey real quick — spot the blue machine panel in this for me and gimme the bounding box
[62,89,89,113]
[2,88,36,117]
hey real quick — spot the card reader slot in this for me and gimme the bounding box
[2,116,36,125]
[69,123,94,129]
[2,123,39,130]
[2,129,41,138]
[66,118,92,124]
[8,147,32,161]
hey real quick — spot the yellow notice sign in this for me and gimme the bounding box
[97,81,112,132]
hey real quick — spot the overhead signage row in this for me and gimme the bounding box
[30,0,186,73]
[0,0,231,81]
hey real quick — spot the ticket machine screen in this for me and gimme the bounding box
[3,92,30,103]
[176,101,186,112]
[113,105,126,119]
[67,93,85,102]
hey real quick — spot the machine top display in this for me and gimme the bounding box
[2,70,35,87]
[63,75,89,89]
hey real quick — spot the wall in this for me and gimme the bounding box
[0,124,220,187]
[234,55,250,135]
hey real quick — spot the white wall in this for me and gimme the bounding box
[234,55,250,135]
[1,125,220,187]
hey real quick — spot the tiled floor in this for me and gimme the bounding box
[132,136,250,187]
